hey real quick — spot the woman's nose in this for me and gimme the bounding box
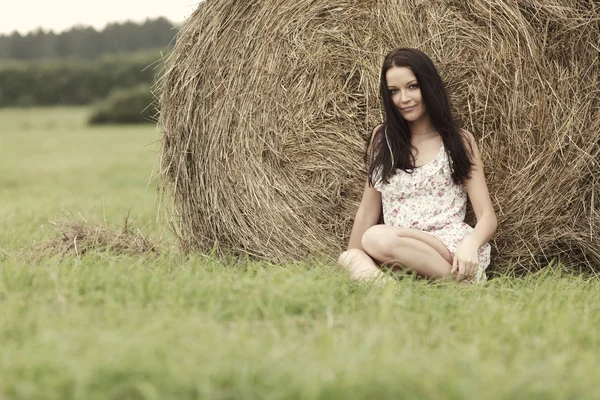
[400,90,411,103]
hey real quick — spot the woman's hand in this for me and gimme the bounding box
[450,238,480,281]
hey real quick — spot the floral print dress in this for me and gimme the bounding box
[373,144,491,283]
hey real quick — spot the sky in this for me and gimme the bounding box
[0,0,203,35]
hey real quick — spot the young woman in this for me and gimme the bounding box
[338,48,497,284]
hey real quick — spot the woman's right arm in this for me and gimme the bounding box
[346,182,382,250]
[346,124,384,250]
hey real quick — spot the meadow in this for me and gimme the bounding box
[1,108,599,399]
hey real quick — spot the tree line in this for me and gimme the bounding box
[0,51,161,107]
[0,17,176,61]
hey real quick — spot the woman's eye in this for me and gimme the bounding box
[409,84,419,89]
[390,89,398,94]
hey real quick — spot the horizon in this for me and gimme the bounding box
[0,1,201,35]
[0,16,180,37]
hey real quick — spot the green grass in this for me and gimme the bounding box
[0,107,161,250]
[1,107,599,399]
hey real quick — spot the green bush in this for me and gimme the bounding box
[0,51,163,107]
[88,84,156,125]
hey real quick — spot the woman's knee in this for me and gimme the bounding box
[361,225,390,258]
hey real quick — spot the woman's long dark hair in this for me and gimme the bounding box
[367,48,473,186]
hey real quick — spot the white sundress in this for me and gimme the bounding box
[373,144,491,283]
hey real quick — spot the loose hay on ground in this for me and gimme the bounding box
[30,217,160,259]
[158,0,600,272]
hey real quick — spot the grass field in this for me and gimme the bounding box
[1,107,599,399]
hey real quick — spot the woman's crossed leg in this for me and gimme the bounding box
[338,225,453,282]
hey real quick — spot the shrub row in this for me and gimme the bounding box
[0,51,163,107]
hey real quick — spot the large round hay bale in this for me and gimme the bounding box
[158,0,600,271]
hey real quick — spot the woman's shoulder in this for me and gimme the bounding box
[367,124,385,159]
[367,124,385,187]
[459,128,475,142]
[458,128,477,156]
[370,124,384,147]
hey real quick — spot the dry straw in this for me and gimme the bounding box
[158,0,600,272]
[31,217,159,259]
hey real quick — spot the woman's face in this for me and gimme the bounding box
[385,66,426,123]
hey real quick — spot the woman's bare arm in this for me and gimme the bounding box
[462,129,497,247]
[347,183,382,250]
[347,125,384,250]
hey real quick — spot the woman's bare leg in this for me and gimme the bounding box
[338,249,394,284]
[362,225,453,280]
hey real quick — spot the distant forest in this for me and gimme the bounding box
[0,17,177,61]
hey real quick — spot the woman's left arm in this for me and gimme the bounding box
[462,129,497,247]
[451,129,497,280]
